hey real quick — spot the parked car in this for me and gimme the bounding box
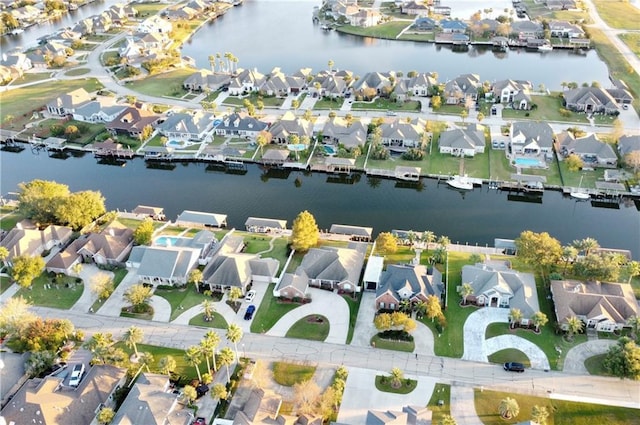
[503,362,525,373]
[244,304,256,320]
[196,383,209,398]
[245,290,256,303]
[194,417,207,425]
[69,363,85,387]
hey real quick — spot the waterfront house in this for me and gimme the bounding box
[132,205,165,221]
[10,5,39,23]
[131,245,201,286]
[46,238,83,274]
[176,210,228,228]
[309,72,351,98]
[375,264,442,311]
[606,87,633,105]
[268,111,313,144]
[412,16,436,31]
[156,111,214,141]
[72,18,94,36]
[440,19,468,34]
[0,52,32,73]
[111,373,191,425]
[106,105,160,138]
[0,365,125,425]
[245,217,287,233]
[401,1,429,16]
[469,18,500,37]
[329,224,373,241]
[76,222,134,266]
[509,122,554,156]
[260,68,306,96]
[406,72,437,96]
[0,223,73,266]
[490,79,532,108]
[462,262,539,321]
[443,74,480,105]
[183,69,231,91]
[348,8,382,27]
[42,41,69,58]
[215,112,269,138]
[563,87,621,115]
[46,88,91,117]
[136,15,172,34]
[72,98,128,124]
[379,117,427,149]
[321,116,367,150]
[549,20,584,38]
[555,131,617,167]
[510,21,543,40]
[228,68,266,95]
[550,279,639,333]
[351,71,395,99]
[438,124,486,157]
[618,135,640,158]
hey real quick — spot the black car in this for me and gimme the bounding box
[503,362,525,372]
[244,304,256,320]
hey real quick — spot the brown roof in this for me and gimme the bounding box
[46,238,83,269]
[106,105,159,133]
[76,222,133,261]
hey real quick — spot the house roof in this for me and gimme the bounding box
[380,118,426,142]
[202,252,255,288]
[376,264,442,302]
[557,132,617,160]
[46,238,83,270]
[217,112,269,133]
[132,205,164,215]
[322,117,367,148]
[47,88,91,110]
[439,126,485,150]
[157,111,213,136]
[0,225,72,260]
[233,388,282,425]
[268,111,313,140]
[510,122,554,148]
[298,244,366,284]
[330,224,373,238]
[76,222,133,261]
[136,246,200,280]
[106,105,159,133]
[363,255,385,283]
[618,135,640,156]
[275,270,310,296]
[245,217,287,230]
[74,98,127,119]
[563,87,619,110]
[551,279,639,325]
[176,210,227,227]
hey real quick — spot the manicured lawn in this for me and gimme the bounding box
[157,225,189,236]
[434,104,465,115]
[15,272,83,309]
[115,217,164,230]
[557,162,604,188]
[1,276,13,295]
[619,33,640,59]
[285,315,330,341]
[351,99,421,111]
[584,353,609,376]
[487,349,531,367]
[475,388,640,425]
[398,32,434,42]
[250,283,301,333]
[124,68,196,98]
[0,78,104,130]
[31,118,107,146]
[132,2,166,17]
[427,149,490,178]
[0,212,24,231]
[65,68,91,76]
[116,342,200,382]
[154,288,210,321]
[488,147,514,181]
[11,72,52,84]
[427,383,451,424]
[343,294,361,344]
[502,94,590,124]
[272,362,316,386]
[222,93,284,107]
[336,21,409,39]
[188,312,228,329]
[375,375,417,394]
[313,97,344,110]
[90,268,128,313]
[242,235,290,273]
[592,0,640,30]
[371,335,415,352]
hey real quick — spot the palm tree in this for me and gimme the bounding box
[531,311,548,332]
[204,330,220,372]
[421,231,435,253]
[256,132,269,155]
[531,405,549,425]
[201,299,215,321]
[188,269,202,293]
[437,235,450,249]
[228,287,243,307]
[208,55,216,72]
[158,355,177,377]
[561,245,578,274]
[389,367,404,388]
[226,323,243,361]
[184,345,203,381]
[328,59,334,72]
[626,261,640,284]
[458,283,473,305]
[199,338,214,373]
[122,326,143,358]
[211,383,228,401]
[627,316,640,340]
[439,415,457,425]
[129,352,154,386]
[399,299,411,314]
[566,316,583,341]
[414,300,427,319]
[509,308,523,329]
[498,397,520,419]
[218,347,235,383]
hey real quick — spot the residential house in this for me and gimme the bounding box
[309,72,350,98]
[438,124,486,157]
[509,122,554,155]
[406,72,437,97]
[106,105,160,138]
[268,111,313,144]
[260,67,306,96]
[156,111,214,141]
[72,98,128,123]
[136,15,172,33]
[215,112,269,138]
[510,21,543,40]
[549,20,584,38]
[329,224,373,241]
[462,262,539,321]
[348,8,382,27]
[606,87,633,105]
[375,264,443,311]
[545,0,576,10]
[0,365,126,425]
[46,88,91,116]
[469,18,500,36]
[440,19,468,33]
[245,217,287,233]
[393,79,409,101]
[550,279,639,332]
[401,1,429,16]
[72,18,94,36]
[46,238,84,274]
[555,131,617,167]
[351,71,395,98]
[176,210,228,228]
[10,5,40,23]
[228,68,266,96]
[491,79,532,108]
[132,205,165,221]
[379,117,427,149]
[120,31,171,60]
[165,6,198,20]
[0,223,73,265]
[618,135,640,157]
[1,52,32,73]
[443,74,480,105]
[367,406,433,425]
[412,16,437,31]
[130,245,201,286]
[183,69,232,91]
[76,222,134,266]
[111,373,191,425]
[25,52,48,69]
[233,389,283,425]
[42,41,69,58]
[321,116,367,150]
[563,87,620,115]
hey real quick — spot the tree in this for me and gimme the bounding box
[509,308,523,328]
[123,284,153,313]
[184,345,203,381]
[603,337,640,380]
[439,415,457,425]
[0,296,35,336]
[53,190,106,230]
[122,326,144,358]
[374,232,398,255]
[627,316,640,341]
[461,109,468,122]
[291,99,300,111]
[11,255,45,288]
[531,405,549,425]
[531,311,548,332]
[374,313,392,331]
[226,323,243,361]
[218,347,235,383]
[498,397,520,419]
[84,332,127,366]
[25,350,56,377]
[294,379,322,415]
[626,261,640,284]
[133,218,155,245]
[159,355,177,376]
[228,286,243,307]
[201,299,215,321]
[212,382,228,400]
[515,231,562,280]
[303,109,313,121]
[431,95,442,110]
[256,131,271,154]
[566,316,583,341]
[129,351,154,384]
[625,151,640,173]
[290,210,320,251]
[425,295,442,322]
[204,330,220,372]
[97,407,116,425]
[565,154,583,172]
[561,245,579,274]
[188,269,202,292]
[572,237,600,256]
[182,384,198,405]
[0,246,8,266]
[421,231,436,253]
[91,273,115,301]
[458,283,473,305]
[17,179,70,224]
[328,59,334,72]
[389,367,404,388]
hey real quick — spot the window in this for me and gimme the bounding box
[379,302,384,309]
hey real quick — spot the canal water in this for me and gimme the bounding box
[1,149,638,258]
[181,0,609,90]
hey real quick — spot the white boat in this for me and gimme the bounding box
[447,175,473,190]
[538,43,553,52]
[10,29,24,35]
[570,176,589,200]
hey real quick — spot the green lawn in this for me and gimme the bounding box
[154,288,210,321]
[501,94,590,124]
[343,294,361,344]
[592,0,640,30]
[313,97,344,110]
[285,315,330,341]
[487,349,531,367]
[65,68,91,76]
[188,312,228,329]
[31,119,107,146]
[427,148,490,178]
[222,93,284,107]
[1,276,13,295]
[351,99,421,111]
[336,21,409,39]
[90,268,128,313]
[15,272,83,309]
[132,2,167,17]
[371,335,415,352]
[619,33,640,59]
[398,32,435,42]
[242,235,289,273]
[475,388,640,425]
[374,375,417,394]
[124,68,196,98]
[250,284,301,333]
[272,362,316,386]
[427,383,451,424]
[116,342,200,381]
[0,78,103,130]
[584,353,609,376]
[11,72,52,84]
[0,212,24,231]
[115,217,164,230]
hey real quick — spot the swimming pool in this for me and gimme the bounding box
[514,157,543,167]
[287,144,307,151]
[154,236,181,246]
[166,140,186,149]
[324,145,336,155]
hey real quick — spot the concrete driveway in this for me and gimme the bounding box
[563,339,616,374]
[450,386,482,425]
[70,265,113,313]
[266,288,350,344]
[150,295,171,322]
[350,292,377,347]
[95,268,137,316]
[337,367,436,425]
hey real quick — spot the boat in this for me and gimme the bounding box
[447,174,473,190]
[538,43,553,52]
[10,28,24,35]
[320,24,333,31]
[570,176,589,200]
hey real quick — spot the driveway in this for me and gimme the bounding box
[266,288,350,344]
[337,367,436,425]
[563,339,616,374]
[350,292,377,347]
[450,386,482,425]
[171,295,238,327]
[150,295,171,322]
[95,268,137,317]
[70,265,113,313]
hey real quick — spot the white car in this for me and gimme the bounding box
[69,363,85,387]
[244,290,256,303]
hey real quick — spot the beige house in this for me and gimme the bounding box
[0,222,73,266]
